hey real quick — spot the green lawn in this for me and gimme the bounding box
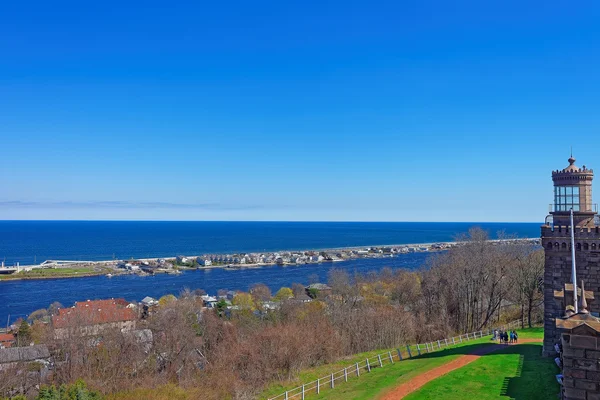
[0,267,101,280]
[404,332,558,400]
[260,334,506,400]
[260,328,553,400]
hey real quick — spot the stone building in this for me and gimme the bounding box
[542,156,600,356]
[555,307,600,399]
[52,298,137,340]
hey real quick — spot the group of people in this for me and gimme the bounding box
[493,329,518,344]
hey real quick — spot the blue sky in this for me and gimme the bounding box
[2,1,600,222]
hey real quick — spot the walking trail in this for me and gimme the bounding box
[379,338,543,400]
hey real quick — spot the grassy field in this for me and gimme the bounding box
[0,267,102,280]
[404,328,558,400]
[260,333,509,400]
[260,328,554,400]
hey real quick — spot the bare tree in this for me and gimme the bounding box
[508,247,544,327]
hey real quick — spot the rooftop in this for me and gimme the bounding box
[52,298,136,329]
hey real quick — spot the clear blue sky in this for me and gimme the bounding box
[2,1,600,222]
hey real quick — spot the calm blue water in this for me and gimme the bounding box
[0,221,540,265]
[0,221,540,324]
[1,253,429,323]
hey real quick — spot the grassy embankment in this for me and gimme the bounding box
[0,267,106,280]
[404,327,557,400]
[259,327,556,400]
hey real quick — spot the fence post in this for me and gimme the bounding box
[331,373,334,389]
[444,338,448,347]
[459,334,463,343]
[452,337,456,345]
[406,345,412,358]
[302,384,305,400]
[397,348,403,360]
[366,358,371,372]
[285,391,288,400]
[378,354,383,367]
[417,344,421,356]
[437,340,441,349]
[389,351,394,363]
[344,367,348,382]
[356,362,360,376]
[317,378,320,394]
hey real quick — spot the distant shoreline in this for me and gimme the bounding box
[0,237,540,282]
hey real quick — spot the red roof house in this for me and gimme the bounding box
[0,333,15,349]
[52,298,137,339]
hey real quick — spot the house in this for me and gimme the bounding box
[0,333,15,349]
[176,256,189,264]
[52,299,137,339]
[140,297,158,318]
[197,258,212,266]
[126,263,140,271]
[290,293,313,303]
[200,295,218,308]
[141,296,158,307]
[305,283,333,298]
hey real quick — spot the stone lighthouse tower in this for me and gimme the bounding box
[542,155,599,355]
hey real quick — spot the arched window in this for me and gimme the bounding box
[562,242,567,249]
[577,243,582,250]
[592,243,597,250]
[555,242,560,249]
[547,242,553,250]
[584,243,589,250]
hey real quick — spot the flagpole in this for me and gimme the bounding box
[571,208,578,313]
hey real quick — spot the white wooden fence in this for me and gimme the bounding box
[267,320,521,400]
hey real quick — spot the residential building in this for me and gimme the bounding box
[52,298,137,339]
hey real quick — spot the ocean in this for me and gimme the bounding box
[0,221,540,324]
[0,221,540,265]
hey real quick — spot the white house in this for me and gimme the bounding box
[197,258,212,266]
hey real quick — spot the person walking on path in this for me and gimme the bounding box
[509,331,514,343]
[513,330,518,343]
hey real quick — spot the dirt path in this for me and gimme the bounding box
[379,338,543,400]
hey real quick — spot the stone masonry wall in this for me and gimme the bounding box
[543,226,600,356]
[561,333,600,400]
